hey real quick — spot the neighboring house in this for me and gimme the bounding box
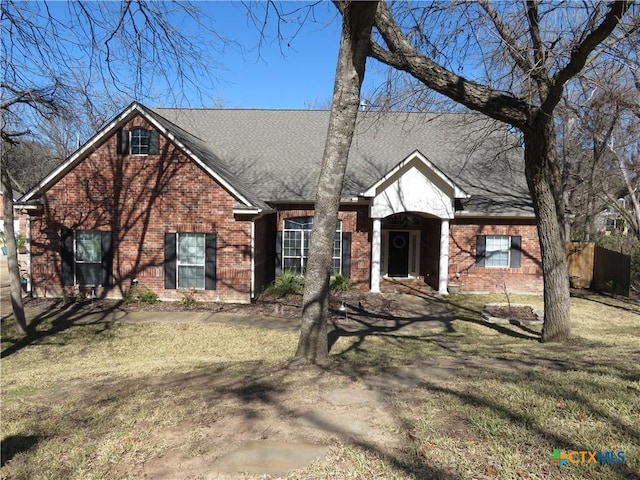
[0,191,27,238]
[17,102,542,303]
[596,197,633,236]
[1,191,29,261]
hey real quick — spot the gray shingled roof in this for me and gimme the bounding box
[153,108,533,216]
[142,106,270,211]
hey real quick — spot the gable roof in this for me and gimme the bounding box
[18,103,270,212]
[20,103,533,217]
[154,108,533,216]
[362,149,469,199]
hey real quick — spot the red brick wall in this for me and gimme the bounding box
[275,204,371,290]
[449,219,543,293]
[29,115,253,303]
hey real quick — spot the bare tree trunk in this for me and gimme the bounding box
[613,147,640,239]
[524,115,570,342]
[294,1,378,365]
[1,166,28,335]
[368,1,631,344]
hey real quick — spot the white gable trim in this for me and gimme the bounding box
[19,102,140,204]
[361,150,468,199]
[362,150,469,220]
[19,102,256,209]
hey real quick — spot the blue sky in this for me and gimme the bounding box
[202,2,345,109]
[11,1,386,112]
[194,2,387,110]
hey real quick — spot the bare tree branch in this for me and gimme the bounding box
[541,0,632,114]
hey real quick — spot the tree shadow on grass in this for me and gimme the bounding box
[1,435,44,467]
[327,295,541,355]
[0,300,126,359]
[398,375,640,480]
[455,314,542,340]
[571,290,640,314]
[90,361,462,479]
[5,344,638,479]
[327,301,457,355]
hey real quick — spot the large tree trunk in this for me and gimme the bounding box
[524,114,570,342]
[367,1,631,345]
[1,167,28,335]
[294,1,378,364]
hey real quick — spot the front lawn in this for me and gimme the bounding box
[1,293,638,479]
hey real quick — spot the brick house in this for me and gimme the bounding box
[17,102,542,302]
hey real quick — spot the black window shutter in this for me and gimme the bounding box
[117,129,129,154]
[164,233,176,289]
[149,130,160,154]
[510,236,522,268]
[476,235,486,267]
[341,232,352,278]
[275,231,282,276]
[101,231,114,286]
[205,233,217,290]
[61,228,75,286]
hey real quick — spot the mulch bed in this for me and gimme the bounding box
[22,291,409,321]
[481,304,542,324]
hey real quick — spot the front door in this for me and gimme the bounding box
[387,231,409,277]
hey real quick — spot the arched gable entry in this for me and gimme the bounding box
[362,151,468,294]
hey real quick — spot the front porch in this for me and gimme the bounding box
[379,276,437,296]
[362,151,468,296]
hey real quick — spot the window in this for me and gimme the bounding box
[485,235,510,267]
[476,235,521,268]
[61,229,113,287]
[117,128,159,155]
[280,217,344,276]
[164,233,217,290]
[130,128,150,155]
[76,231,102,285]
[177,233,206,289]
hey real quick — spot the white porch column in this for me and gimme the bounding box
[371,218,382,293]
[438,218,450,295]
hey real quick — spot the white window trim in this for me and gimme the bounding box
[282,217,342,276]
[130,127,150,156]
[485,235,511,268]
[176,232,206,289]
[75,230,102,287]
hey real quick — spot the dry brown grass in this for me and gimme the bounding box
[1,292,639,479]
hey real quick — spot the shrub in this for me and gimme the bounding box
[264,271,304,298]
[330,273,351,291]
[0,232,26,251]
[124,284,159,304]
[15,234,26,251]
[180,290,199,308]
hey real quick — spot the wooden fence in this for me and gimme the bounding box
[566,242,631,296]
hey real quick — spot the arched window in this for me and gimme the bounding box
[282,217,342,275]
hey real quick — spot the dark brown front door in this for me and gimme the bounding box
[388,231,409,277]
